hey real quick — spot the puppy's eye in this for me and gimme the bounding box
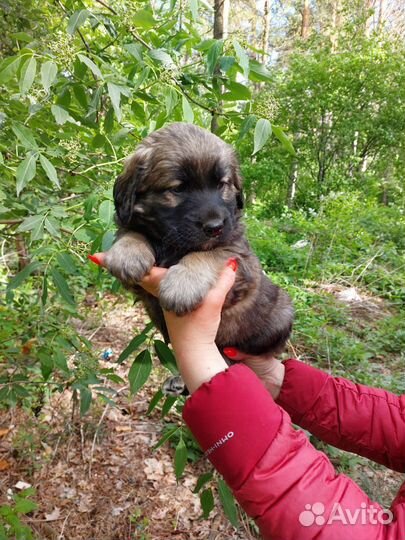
[218,181,228,191]
[168,185,183,194]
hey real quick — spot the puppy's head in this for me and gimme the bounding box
[114,123,244,253]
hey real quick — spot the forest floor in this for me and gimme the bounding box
[1,288,404,540]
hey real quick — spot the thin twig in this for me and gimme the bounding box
[88,385,129,478]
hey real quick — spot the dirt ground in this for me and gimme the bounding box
[0,289,403,539]
[1,296,250,540]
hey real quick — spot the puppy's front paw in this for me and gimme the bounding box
[159,264,215,315]
[105,233,155,286]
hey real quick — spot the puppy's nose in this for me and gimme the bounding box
[203,218,225,238]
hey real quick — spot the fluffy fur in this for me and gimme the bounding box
[106,123,293,356]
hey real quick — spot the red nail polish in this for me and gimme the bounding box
[223,347,238,358]
[88,254,101,266]
[227,258,238,272]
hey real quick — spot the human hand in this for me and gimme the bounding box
[223,348,285,400]
[89,252,237,393]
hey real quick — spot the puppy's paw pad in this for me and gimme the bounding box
[159,265,213,315]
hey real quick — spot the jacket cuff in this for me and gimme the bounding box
[276,359,329,424]
[182,364,282,490]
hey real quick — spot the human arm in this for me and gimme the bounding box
[223,345,405,473]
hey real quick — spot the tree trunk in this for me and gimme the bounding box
[301,0,311,39]
[261,0,271,62]
[211,0,230,133]
[287,160,298,208]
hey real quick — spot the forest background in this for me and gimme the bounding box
[1,0,405,539]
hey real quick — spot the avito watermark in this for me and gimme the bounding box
[299,502,393,527]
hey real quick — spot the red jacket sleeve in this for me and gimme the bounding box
[276,359,405,472]
[183,364,405,540]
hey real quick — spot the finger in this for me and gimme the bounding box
[88,252,106,267]
[141,267,167,297]
[204,260,237,308]
[222,347,251,361]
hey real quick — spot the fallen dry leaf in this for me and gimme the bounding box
[115,425,131,432]
[45,507,61,521]
[15,480,32,490]
[0,459,10,471]
[0,428,10,437]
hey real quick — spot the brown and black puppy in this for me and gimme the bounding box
[106,123,293,356]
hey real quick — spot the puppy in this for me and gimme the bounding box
[106,123,293,356]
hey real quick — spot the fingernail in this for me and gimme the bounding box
[223,347,238,358]
[88,254,102,266]
[227,258,238,272]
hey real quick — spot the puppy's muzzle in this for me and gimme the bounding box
[203,217,225,238]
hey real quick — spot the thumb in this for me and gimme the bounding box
[205,258,238,308]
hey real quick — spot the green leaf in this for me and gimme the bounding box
[217,478,239,528]
[51,268,75,305]
[11,122,38,150]
[56,252,77,274]
[44,217,60,237]
[253,118,272,155]
[222,81,251,101]
[164,86,178,115]
[128,349,152,394]
[174,437,188,479]
[98,199,114,226]
[77,53,103,79]
[182,95,194,123]
[19,56,37,95]
[153,425,180,450]
[149,49,174,67]
[39,154,60,188]
[200,488,214,519]
[0,55,21,83]
[11,32,33,42]
[154,340,178,374]
[38,351,53,380]
[193,472,213,493]
[7,261,42,291]
[107,82,122,121]
[51,105,76,125]
[54,350,69,372]
[233,40,249,79]
[14,498,38,515]
[124,43,143,62]
[80,387,92,415]
[161,395,177,417]
[102,230,115,251]
[104,106,114,133]
[117,329,150,364]
[207,40,223,76]
[133,9,156,29]
[41,61,57,92]
[219,56,236,72]
[17,214,44,232]
[249,60,272,82]
[41,274,48,305]
[190,0,198,20]
[16,152,38,196]
[67,9,90,35]
[272,125,296,156]
[238,114,256,140]
[147,389,164,415]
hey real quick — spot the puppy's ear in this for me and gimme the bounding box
[113,149,148,228]
[232,166,244,210]
[236,189,244,210]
